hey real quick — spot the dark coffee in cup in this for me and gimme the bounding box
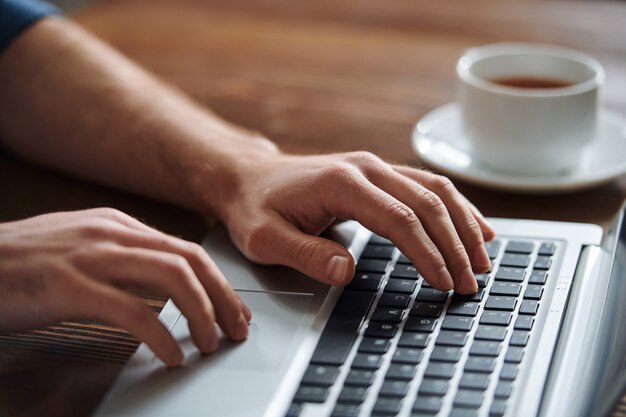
[490,76,572,89]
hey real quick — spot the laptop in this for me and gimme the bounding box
[94,201,626,417]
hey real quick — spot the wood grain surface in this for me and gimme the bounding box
[0,0,625,416]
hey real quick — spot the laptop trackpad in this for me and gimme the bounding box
[96,290,316,417]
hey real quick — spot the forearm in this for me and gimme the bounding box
[0,17,276,215]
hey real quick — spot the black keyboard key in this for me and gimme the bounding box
[397,253,412,264]
[469,340,502,357]
[442,316,474,332]
[459,372,490,390]
[345,369,376,387]
[331,403,360,417]
[494,267,525,282]
[379,380,410,398]
[475,274,490,287]
[410,302,443,318]
[485,240,501,259]
[398,332,430,348]
[505,347,524,363]
[391,264,420,279]
[338,386,368,403]
[485,296,517,311]
[450,409,478,417]
[505,241,534,254]
[500,253,530,268]
[474,325,507,341]
[538,242,556,256]
[286,403,301,417]
[371,308,405,323]
[514,316,534,331]
[534,256,552,270]
[415,288,449,303]
[310,291,374,365]
[352,353,383,370]
[480,311,512,326]
[418,379,449,396]
[412,396,443,413]
[372,398,402,415]
[346,273,384,292]
[378,293,411,308]
[494,381,513,398]
[464,356,496,373]
[364,322,398,338]
[519,300,539,315]
[490,282,522,296]
[489,399,507,417]
[430,346,462,362]
[436,331,469,347]
[392,347,424,365]
[384,279,417,294]
[447,300,480,316]
[509,330,529,347]
[361,245,395,260]
[294,385,329,403]
[358,338,391,354]
[529,270,548,285]
[301,365,340,386]
[500,364,518,380]
[424,362,456,379]
[369,235,393,246]
[386,363,416,381]
[356,259,389,273]
[524,285,544,300]
[454,389,483,408]
[453,288,485,302]
[404,317,438,333]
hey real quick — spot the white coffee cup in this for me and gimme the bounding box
[457,43,605,176]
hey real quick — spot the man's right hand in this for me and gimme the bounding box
[0,208,251,367]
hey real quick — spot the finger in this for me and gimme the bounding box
[394,166,491,273]
[98,226,249,341]
[74,244,221,353]
[464,198,496,241]
[360,165,477,293]
[76,277,184,367]
[312,165,454,291]
[243,214,355,286]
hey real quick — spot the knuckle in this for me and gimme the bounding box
[418,189,446,216]
[92,207,128,221]
[318,161,356,184]
[76,219,117,239]
[346,151,381,167]
[430,175,456,194]
[387,201,419,227]
[161,254,194,278]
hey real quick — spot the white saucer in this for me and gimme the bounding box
[411,103,626,193]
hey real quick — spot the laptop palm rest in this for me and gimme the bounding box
[95,290,317,417]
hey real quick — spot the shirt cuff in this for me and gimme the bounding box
[0,0,62,52]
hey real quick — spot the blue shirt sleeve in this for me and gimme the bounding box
[0,0,62,52]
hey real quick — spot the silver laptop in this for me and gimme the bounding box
[95,202,626,417]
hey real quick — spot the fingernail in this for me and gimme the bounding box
[235,314,248,340]
[460,267,478,294]
[438,267,454,291]
[327,255,349,285]
[473,244,491,271]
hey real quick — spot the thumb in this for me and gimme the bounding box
[248,217,355,286]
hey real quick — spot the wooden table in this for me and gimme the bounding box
[1,0,625,416]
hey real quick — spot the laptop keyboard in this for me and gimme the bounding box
[287,234,559,417]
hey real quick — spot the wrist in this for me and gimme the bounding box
[186,131,280,223]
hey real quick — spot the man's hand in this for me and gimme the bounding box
[207,151,495,294]
[0,208,251,366]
